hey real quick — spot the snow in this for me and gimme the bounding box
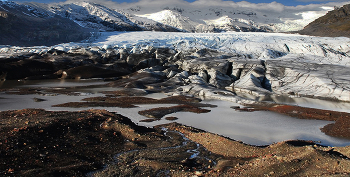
[120,1,339,32]
[87,31,350,65]
[138,10,198,32]
[1,31,350,66]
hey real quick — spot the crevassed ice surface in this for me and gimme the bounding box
[1,31,350,65]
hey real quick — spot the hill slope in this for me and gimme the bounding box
[0,1,93,46]
[299,4,350,37]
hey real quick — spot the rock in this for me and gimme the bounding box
[135,58,161,70]
[102,49,120,61]
[0,59,55,80]
[181,58,230,75]
[57,65,131,79]
[126,53,151,66]
[109,69,167,89]
[155,48,177,60]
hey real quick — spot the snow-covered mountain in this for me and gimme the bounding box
[132,6,275,32]
[120,2,334,33]
[1,0,347,45]
[138,10,198,32]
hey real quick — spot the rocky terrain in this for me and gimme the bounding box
[299,4,350,37]
[1,106,350,176]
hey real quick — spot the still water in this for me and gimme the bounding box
[1,79,350,147]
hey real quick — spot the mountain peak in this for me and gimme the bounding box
[139,10,198,32]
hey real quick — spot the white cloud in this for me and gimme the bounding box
[297,0,348,2]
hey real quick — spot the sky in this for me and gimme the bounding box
[6,0,350,7]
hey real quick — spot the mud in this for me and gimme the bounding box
[138,105,211,119]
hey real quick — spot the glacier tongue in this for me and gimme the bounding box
[1,31,350,102]
[87,32,350,65]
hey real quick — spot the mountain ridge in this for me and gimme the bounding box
[0,1,93,47]
[299,4,350,37]
[0,1,347,46]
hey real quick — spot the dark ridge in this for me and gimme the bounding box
[298,4,350,37]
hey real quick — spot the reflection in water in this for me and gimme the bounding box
[0,79,107,89]
[237,93,350,113]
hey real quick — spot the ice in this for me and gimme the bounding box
[2,31,349,66]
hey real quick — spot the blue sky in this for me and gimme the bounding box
[8,0,349,7]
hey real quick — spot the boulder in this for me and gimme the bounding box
[135,58,161,70]
[126,53,151,66]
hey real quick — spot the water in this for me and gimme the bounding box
[238,93,350,113]
[0,79,350,147]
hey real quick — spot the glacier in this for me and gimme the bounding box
[1,31,350,102]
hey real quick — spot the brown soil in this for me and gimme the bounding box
[161,123,350,176]
[1,109,350,176]
[101,88,148,96]
[165,116,179,121]
[138,105,211,119]
[0,109,161,176]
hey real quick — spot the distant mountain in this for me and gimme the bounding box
[299,4,350,37]
[0,1,337,46]
[0,1,181,46]
[131,6,274,32]
[45,2,180,32]
[0,1,92,46]
[139,10,198,32]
